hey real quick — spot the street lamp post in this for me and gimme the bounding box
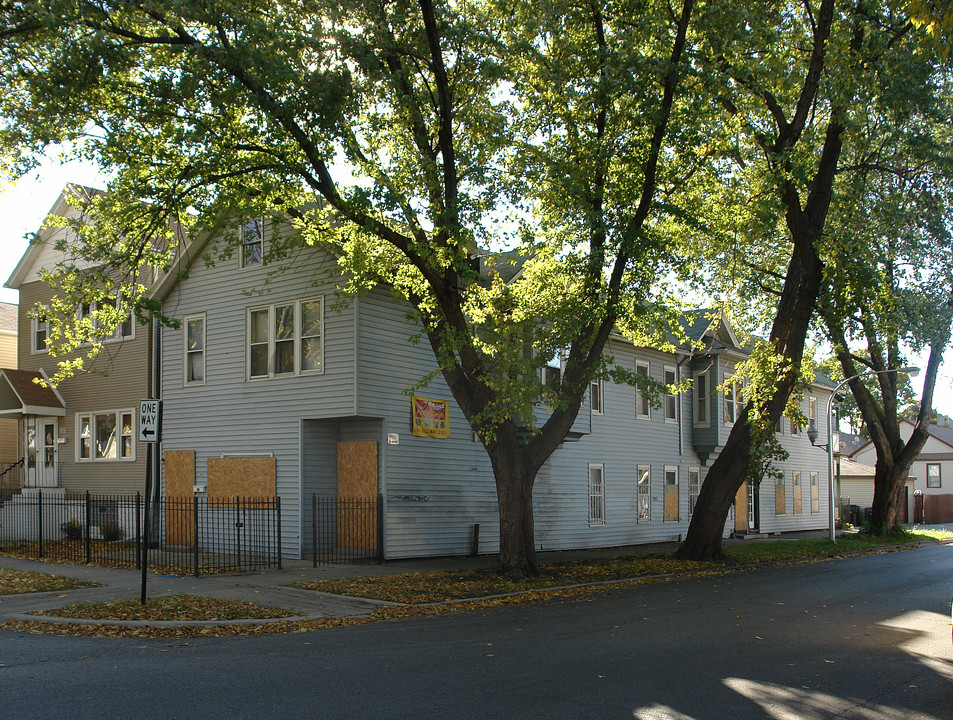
[807,366,919,543]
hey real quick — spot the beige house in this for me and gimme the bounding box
[0,185,153,495]
[851,420,953,523]
[0,302,18,484]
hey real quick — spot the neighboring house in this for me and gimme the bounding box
[834,456,877,524]
[152,219,833,561]
[0,185,153,495]
[851,420,953,523]
[0,302,18,483]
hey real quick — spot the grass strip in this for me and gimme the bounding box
[0,568,99,596]
[32,594,297,622]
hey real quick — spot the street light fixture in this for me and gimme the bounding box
[808,366,920,543]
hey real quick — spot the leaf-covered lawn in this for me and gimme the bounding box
[34,594,297,621]
[0,568,99,595]
[292,529,952,604]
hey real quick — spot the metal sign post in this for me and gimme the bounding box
[138,399,162,605]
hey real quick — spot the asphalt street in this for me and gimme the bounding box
[3,543,952,719]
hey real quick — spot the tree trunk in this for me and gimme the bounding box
[675,418,753,559]
[676,241,825,560]
[869,458,911,534]
[486,437,539,575]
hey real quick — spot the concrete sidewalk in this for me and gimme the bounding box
[2,525,946,627]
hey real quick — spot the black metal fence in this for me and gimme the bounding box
[0,491,281,575]
[311,494,383,566]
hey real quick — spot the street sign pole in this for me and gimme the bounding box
[138,399,162,605]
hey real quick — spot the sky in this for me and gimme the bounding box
[1,163,952,420]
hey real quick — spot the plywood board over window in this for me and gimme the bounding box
[207,457,276,503]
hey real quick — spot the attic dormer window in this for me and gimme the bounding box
[241,218,264,267]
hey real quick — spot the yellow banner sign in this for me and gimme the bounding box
[412,396,450,438]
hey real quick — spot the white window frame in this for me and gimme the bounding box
[637,464,651,523]
[76,410,135,462]
[590,378,604,415]
[664,365,677,423]
[76,297,135,343]
[240,218,264,268]
[246,297,324,380]
[808,396,818,431]
[664,465,679,522]
[31,316,49,354]
[723,374,743,425]
[810,471,820,513]
[635,360,650,419]
[588,463,606,527]
[688,467,701,517]
[927,463,941,488]
[694,370,710,427]
[184,313,206,386]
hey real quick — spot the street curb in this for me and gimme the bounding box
[7,613,310,628]
[3,536,950,630]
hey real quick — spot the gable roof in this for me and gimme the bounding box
[838,457,875,478]
[5,184,100,291]
[0,369,66,416]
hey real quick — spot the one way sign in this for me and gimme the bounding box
[138,399,162,443]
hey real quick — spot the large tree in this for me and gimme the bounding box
[817,84,953,532]
[676,0,947,559]
[0,0,703,574]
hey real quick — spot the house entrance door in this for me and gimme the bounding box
[336,441,378,550]
[734,482,748,533]
[25,417,58,487]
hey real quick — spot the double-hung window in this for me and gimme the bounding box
[184,314,205,385]
[590,378,603,415]
[32,316,49,353]
[635,360,650,419]
[808,396,818,431]
[927,463,942,488]
[247,297,323,379]
[77,297,134,342]
[637,465,651,522]
[241,218,264,267]
[724,375,743,424]
[77,410,134,461]
[694,370,709,427]
[688,468,701,517]
[664,365,677,423]
[588,464,606,526]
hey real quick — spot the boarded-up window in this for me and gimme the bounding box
[664,466,678,522]
[811,472,820,514]
[793,472,802,514]
[775,474,786,515]
[207,456,276,502]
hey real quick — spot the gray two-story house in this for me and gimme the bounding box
[153,218,834,560]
